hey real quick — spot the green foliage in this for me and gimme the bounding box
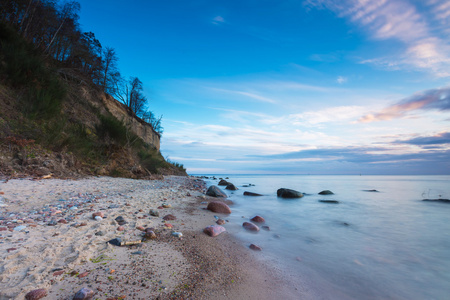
[138,147,165,174]
[95,114,128,146]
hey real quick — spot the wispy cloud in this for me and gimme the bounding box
[359,86,450,122]
[336,76,348,84]
[304,0,450,77]
[212,15,225,25]
[394,132,450,145]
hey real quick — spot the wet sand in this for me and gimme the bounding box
[0,176,302,299]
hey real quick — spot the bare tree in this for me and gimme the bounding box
[101,46,118,92]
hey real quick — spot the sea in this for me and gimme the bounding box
[200,175,450,300]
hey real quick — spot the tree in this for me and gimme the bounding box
[101,46,118,92]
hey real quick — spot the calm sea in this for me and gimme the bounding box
[201,175,450,300]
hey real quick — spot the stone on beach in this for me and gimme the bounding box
[163,214,177,221]
[243,191,263,196]
[225,183,238,190]
[203,225,226,237]
[149,209,160,217]
[72,287,94,300]
[250,216,265,223]
[206,185,227,197]
[207,201,231,214]
[216,218,226,225]
[144,229,157,239]
[318,190,334,195]
[243,222,260,232]
[92,212,104,219]
[277,188,304,198]
[25,289,47,300]
[117,226,125,231]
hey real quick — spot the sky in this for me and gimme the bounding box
[76,0,450,175]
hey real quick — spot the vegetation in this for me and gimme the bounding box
[0,0,184,177]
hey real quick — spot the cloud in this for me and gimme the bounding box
[395,132,450,145]
[212,16,225,25]
[304,0,450,77]
[336,76,348,84]
[359,86,450,122]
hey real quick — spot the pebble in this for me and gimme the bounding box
[162,203,172,208]
[242,222,260,232]
[171,232,183,238]
[25,289,47,300]
[117,226,125,231]
[149,209,159,217]
[94,216,103,221]
[72,287,94,300]
[95,231,104,236]
[13,225,27,231]
[162,214,176,221]
[216,219,226,225]
[249,244,262,251]
[92,212,104,218]
[131,251,143,255]
[250,215,265,223]
[78,271,89,278]
[58,219,68,224]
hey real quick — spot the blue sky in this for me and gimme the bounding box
[76,0,450,175]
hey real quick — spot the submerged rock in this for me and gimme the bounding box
[243,191,263,196]
[218,179,229,186]
[207,201,231,214]
[203,225,226,237]
[249,244,262,251]
[423,199,450,203]
[318,200,339,204]
[318,190,334,195]
[206,185,227,197]
[243,222,260,232]
[277,188,303,198]
[250,215,265,223]
[363,189,379,192]
[225,183,238,190]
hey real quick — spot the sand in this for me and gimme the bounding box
[0,176,302,299]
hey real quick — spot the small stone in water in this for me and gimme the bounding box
[249,244,262,251]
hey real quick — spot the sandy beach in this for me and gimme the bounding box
[0,176,301,299]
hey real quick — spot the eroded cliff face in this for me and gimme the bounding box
[80,87,160,151]
[101,94,161,150]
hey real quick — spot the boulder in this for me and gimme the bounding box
[250,216,265,223]
[206,185,227,197]
[225,183,238,190]
[242,222,260,232]
[207,201,231,214]
[243,191,263,196]
[318,190,334,195]
[277,188,303,198]
[203,225,226,237]
[218,179,228,186]
[73,287,94,300]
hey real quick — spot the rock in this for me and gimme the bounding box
[319,200,339,204]
[25,289,47,300]
[206,185,227,197]
[14,225,27,231]
[144,230,157,239]
[423,199,450,203]
[72,287,94,300]
[47,221,57,226]
[164,223,173,228]
[207,201,231,214]
[58,219,68,224]
[136,226,145,231]
[95,231,104,236]
[216,219,226,225]
[243,191,263,196]
[318,190,334,195]
[225,183,238,190]
[277,188,304,198]
[203,225,226,237]
[94,216,102,221]
[243,222,260,232]
[250,216,265,223]
[53,270,64,276]
[218,179,228,186]
[363,189,379,192]
[107,238,122,246]
[262,225,270,231]
[163,214,177,221]
[117,226,125,231]
[149,209,160,217]
[92,212,104,219]
[249,244,262,251]
[132,251,143,255]
[115,216,127,225]
[172,232,183,237]
[162,203,172,208]
[78,271,89,278]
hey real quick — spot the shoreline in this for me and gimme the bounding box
[0,176,301,299]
